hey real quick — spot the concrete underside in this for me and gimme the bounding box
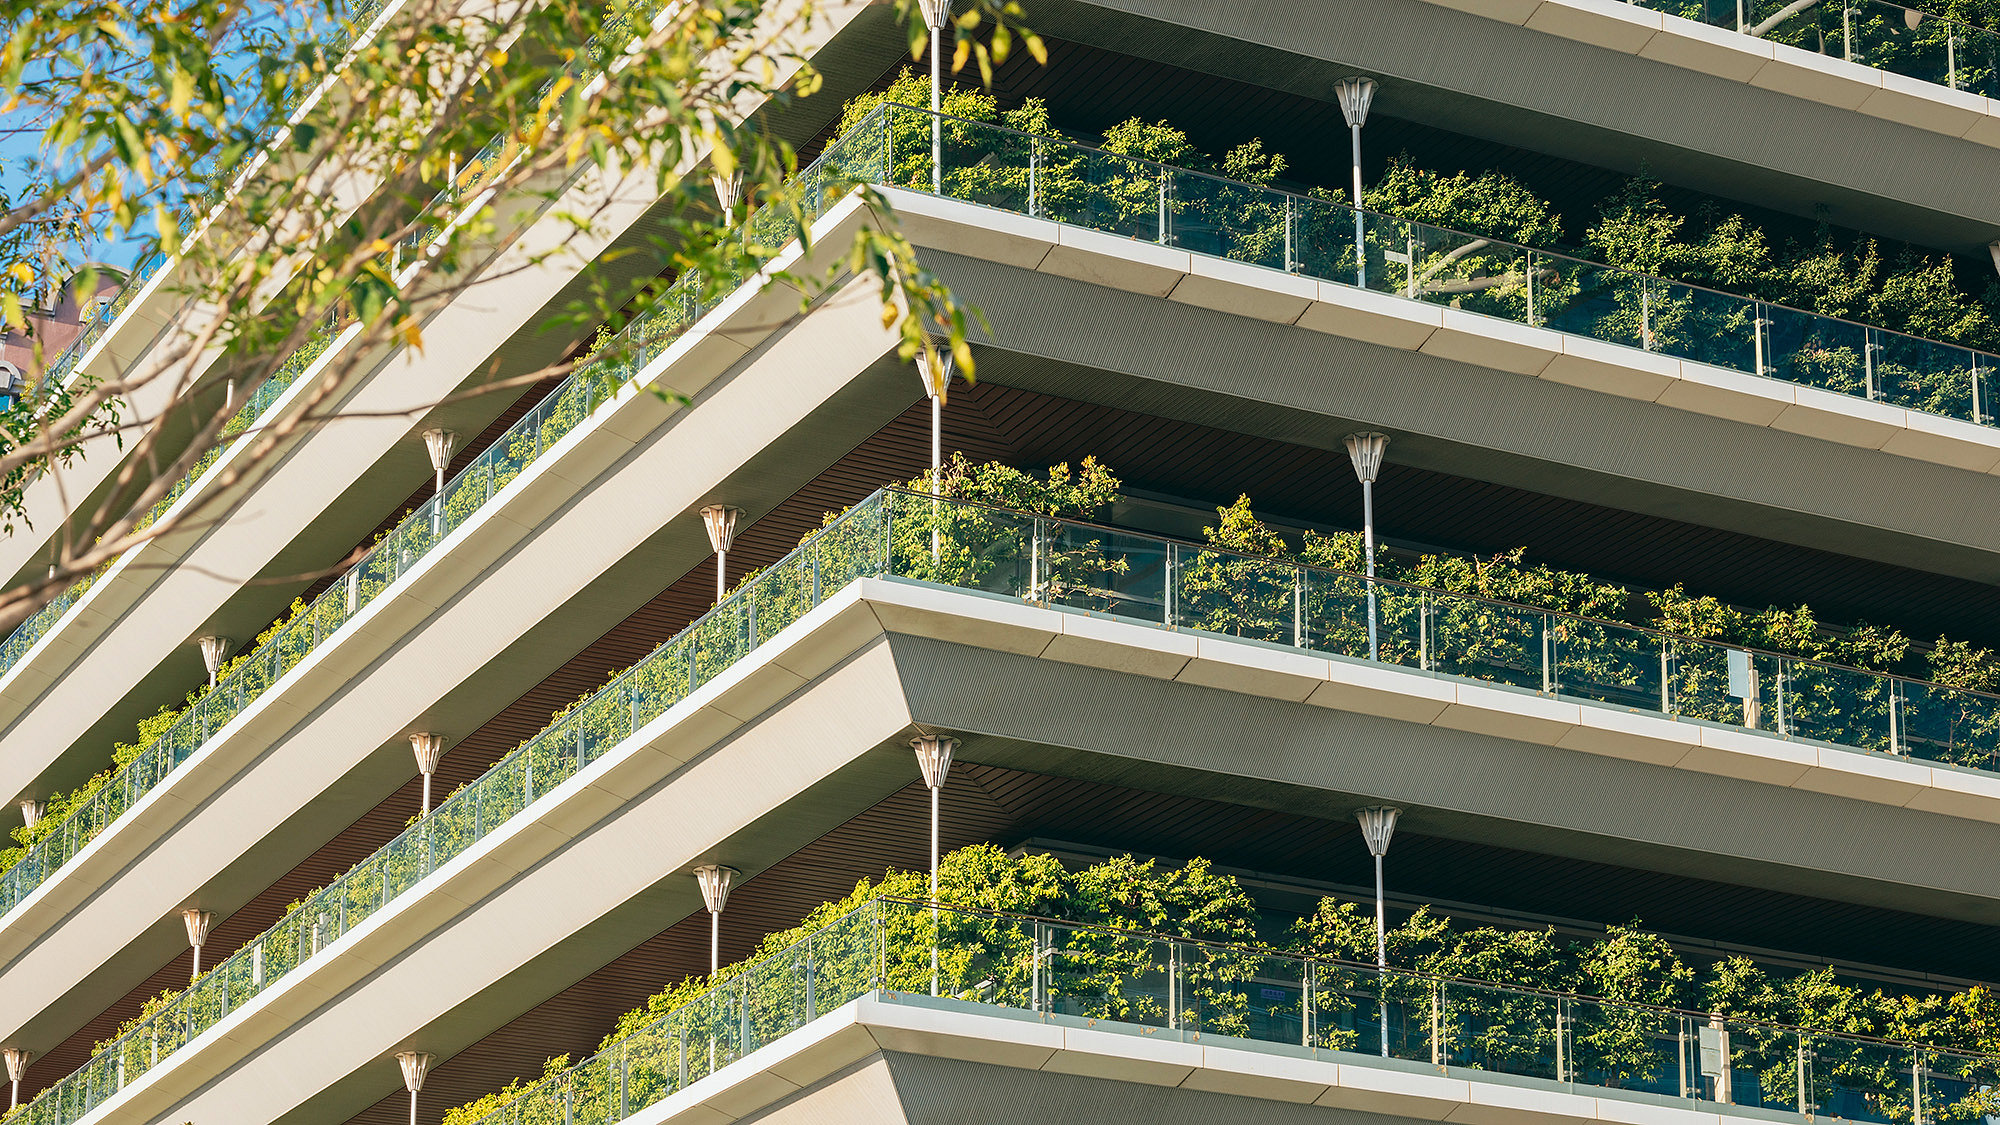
[919,243,2000,586]
[113,578,2000,1125]
[1026,0,2000,250]
[747,1052,1433,1125]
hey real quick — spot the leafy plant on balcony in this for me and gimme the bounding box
[443,843,2000,1125]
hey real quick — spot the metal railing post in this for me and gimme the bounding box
[1294,568,1305,649]
[1524,251,1537,328]
[1302,962,1314,1048]
[1888,679,1903,755]
[1028,137,1040,218]
[1284,195,1296,273]
[1542,616,1555,695]
[1156,167,1169,245]
[1420,591,1432,671]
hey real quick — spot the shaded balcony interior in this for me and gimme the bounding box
[27,12,2000,873]
[26,371,2000,1113]
[837,25,2000,274]
[319,752,2000,1125]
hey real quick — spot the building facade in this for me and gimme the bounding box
[7,3,2000,1125]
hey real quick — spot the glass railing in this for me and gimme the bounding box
[1629,0,2000,99]
[0,115,877,951]
[868,102,2000,428]
[24,474,2000,1122]
[0,317,345,682]
[455,897,2000,1125]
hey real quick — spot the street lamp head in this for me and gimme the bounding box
[409,732,446,775]
[1343,431,1389,485]
[919,342,956,403]
[916,0,951,30]
[420,428,457,476]
[711,170,744,217]
[395,1051,434,1093]
[1334,76,1378,129]
[1355,805,1401,857]
[195,635,234,681]
[911,732,958,789]
[181,908,215,949]
[700,505,741,554]
[694,863,739,914]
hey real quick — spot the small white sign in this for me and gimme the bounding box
[1698,1025,1729,1078]
[1726,649,1752,699]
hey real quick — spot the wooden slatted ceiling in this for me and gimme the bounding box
[326,758,2000,1125]
[30,377,2000,1106]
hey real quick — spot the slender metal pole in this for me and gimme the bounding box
[931,391,942,565]
[716,548,727,604]
[1350,123,1366,289]
[930,17,943,194]
[409,1089,418,1125]
[931,781,941,996]
[711,909,720,974]
[1363,479,1379,661]
[1375,851,1389,1056]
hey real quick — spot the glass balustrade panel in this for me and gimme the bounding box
[1426,590,1546,692]
[1551,615,1668,713]
[1805,1033,1912,1121]
[1172,549,1301,646]
[1566,996,1689,1098]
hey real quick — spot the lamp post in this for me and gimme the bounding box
[694,863,738,1074]
[1334,76,1378,288]
[196,635,233,687]
[182,908,214,982]
[395,1050,433,1125]
[700,505,741,604]
[1343,431,1389,660]
[1356,806,1401,1057]
[17,801,40,831]
[918,0,952,192]
[5,1048,30,1109]
[694,863,738,974]
[422,429,456,536]
[410,733,446,816]
[912,732,958,996]
[421,428,457,499]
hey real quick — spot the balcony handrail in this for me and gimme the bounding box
[1626,0,2000,99]
[0,117,888,1125]
[452,896,2000,1125]
[876,102,1999,369]
[856,897,1972,1050]
[24,458,1999,1124]
[870,486,2000,708]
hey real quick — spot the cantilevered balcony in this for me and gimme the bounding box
[860,103,2000,434]
[0,0,461,594]
[21,487,2000,1125]
[433,898,2000,1125]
